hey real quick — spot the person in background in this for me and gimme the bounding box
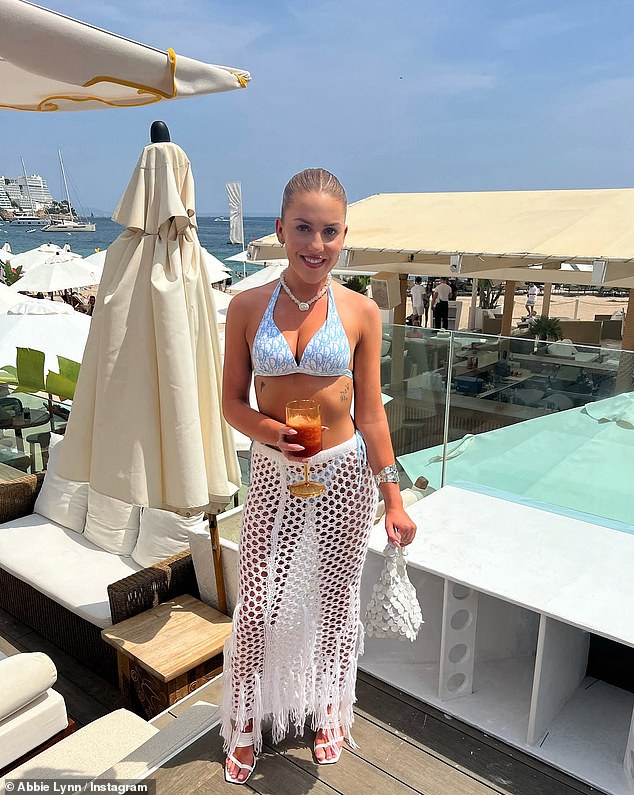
[86,295,96,316]
[525,282,539,318]
[410,276,426,327]
[432,276,452,329]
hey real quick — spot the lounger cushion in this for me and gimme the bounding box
[1,708,157,782]
[84,488,141,556]
[34,436,88,534]
[0,513,141,627]
[0,652,57,721]
[0,689,68,770]
[131,508,205,567]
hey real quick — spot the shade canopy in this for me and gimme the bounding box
[11,254,101,292]
[202,249,231,283]
[0,0,250,112]
[0,298,90,369]
[56,141,241,512]
[227,262,287,294]
[249,189,634,287]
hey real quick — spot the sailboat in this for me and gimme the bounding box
[43,151,96,232]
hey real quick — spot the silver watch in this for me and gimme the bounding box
[374,464,399,487]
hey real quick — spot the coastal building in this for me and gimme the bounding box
[16,173,54,210]
[0,174,54,212]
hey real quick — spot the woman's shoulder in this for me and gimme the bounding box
[333,282,379,316]
[226,281,277,325]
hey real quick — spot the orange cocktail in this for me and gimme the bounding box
[287,414,322,457]
[285,400,325,497]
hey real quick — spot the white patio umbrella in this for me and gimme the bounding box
[202,248,231,283]
[11,254,102,292]
[0,0,250,112]
[84,250,107,270]
[211,287,232,324]
[0,242,12,264]
[227,262,288,294]
[0,299,90,369]
[0,283,35,313]
[56,141,241,512]
[6,243,65,273]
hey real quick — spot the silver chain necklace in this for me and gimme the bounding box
[279,271,331,311]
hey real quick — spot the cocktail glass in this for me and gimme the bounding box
[285,399,325,498]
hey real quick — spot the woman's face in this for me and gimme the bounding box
[275,191,347,285]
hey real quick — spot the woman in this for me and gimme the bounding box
[221,168,417,784]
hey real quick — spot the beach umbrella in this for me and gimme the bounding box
[227,262,288,294]
[0,299,90,370]
[84,250,107,270]
[0,283,34,313]
[10,253,102,292]
[211,288,232,324]
[0,242,12,265]
[202,249,231,283]
[0,0,250,112]
[55,139,241,512]
[6,243,67,273]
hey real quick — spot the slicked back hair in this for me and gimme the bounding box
[281,168,347,218]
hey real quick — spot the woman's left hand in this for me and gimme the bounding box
[385,507,417,547]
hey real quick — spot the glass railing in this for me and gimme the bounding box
[389,325,633,529]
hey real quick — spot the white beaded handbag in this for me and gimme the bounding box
[364,544,423,642]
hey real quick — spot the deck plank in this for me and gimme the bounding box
[356,673,597,795]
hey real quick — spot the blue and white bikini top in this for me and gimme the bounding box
[252,281,353,379]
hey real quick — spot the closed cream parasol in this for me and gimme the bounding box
[56,138,241,512]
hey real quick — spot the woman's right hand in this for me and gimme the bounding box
[276,426,306,461]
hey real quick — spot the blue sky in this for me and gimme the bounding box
[3,0,634,214]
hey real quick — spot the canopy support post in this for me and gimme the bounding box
[501,281,516,336]
[541,283,553,318]
[468,278,478,329]
[615,290,634,394]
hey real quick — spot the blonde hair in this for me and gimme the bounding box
[281,168,347,217]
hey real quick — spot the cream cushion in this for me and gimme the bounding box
[1,708,157,782]
[0,651,68,770]
[84,487,141,556]
[34,435,88,534]
[132,508,205,568]
[547,341,577,358]
[0,652,57,721]
[0,513,141,627]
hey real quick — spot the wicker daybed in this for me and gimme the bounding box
[0,474,198,684]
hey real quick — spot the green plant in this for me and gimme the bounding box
[477,279,504,309]
[526,316,563,341]
[2,262,22,286]
[343,275,371,293]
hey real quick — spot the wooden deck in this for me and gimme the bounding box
[0,606,601,794]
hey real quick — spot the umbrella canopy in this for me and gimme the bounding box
[227,262,287,294]
[84,250,107,270]
[202,248,231,283]
[56,141,241,512]
[0,298,90,369]
[6,243,68,273]
[211,287,232,324]
[11,253,102,292]
[0,0,250,112]
[0,283,34,313]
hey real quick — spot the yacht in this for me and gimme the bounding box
[42,150,96,233]
[10,214,48,226]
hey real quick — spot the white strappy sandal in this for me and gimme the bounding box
[313,725,345,765]
[224,731,256,785]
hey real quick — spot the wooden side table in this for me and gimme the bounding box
[101,594,233,719]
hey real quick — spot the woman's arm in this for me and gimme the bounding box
[222,295,303,455]
[353,298,416,546]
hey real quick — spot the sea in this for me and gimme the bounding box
[0,216,277,281]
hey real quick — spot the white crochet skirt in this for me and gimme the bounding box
[221,433,378,756]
